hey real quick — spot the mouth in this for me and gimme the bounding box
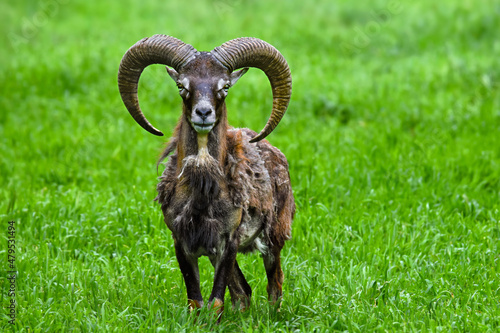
[192,122,214,134]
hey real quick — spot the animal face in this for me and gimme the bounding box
[166,53,248,134]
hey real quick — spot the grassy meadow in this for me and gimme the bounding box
[1,0,500,331]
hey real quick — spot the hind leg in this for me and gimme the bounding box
[228,260,252,311]
[263,245,284,305]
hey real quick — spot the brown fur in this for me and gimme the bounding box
[156,122,294,253]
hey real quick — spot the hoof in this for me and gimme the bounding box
[210,298,224,316]
[232,297,251,312]
[269,296,283,312]
[188,299,203,312]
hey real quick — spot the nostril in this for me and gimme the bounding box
[195,108,212,119]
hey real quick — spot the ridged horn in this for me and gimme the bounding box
[211,37,292,142]
[118,34,198,136]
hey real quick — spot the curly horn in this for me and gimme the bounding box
[118,34,198,136]
[211,38,292,142]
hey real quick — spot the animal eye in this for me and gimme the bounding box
[176,82,190,99]
[223,84,230,91]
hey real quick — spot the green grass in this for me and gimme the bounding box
[1,0,500,331]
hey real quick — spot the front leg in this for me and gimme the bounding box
[174,238,203,310]
[208,236,239,315]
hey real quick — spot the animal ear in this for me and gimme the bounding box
[230,68,249,86]
[166,67,179,81]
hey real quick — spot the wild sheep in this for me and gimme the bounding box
[117,35,295,315]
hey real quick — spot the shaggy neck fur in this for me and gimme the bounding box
[171,103,230,214]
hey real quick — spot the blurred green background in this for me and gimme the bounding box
[1,0,499,331]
